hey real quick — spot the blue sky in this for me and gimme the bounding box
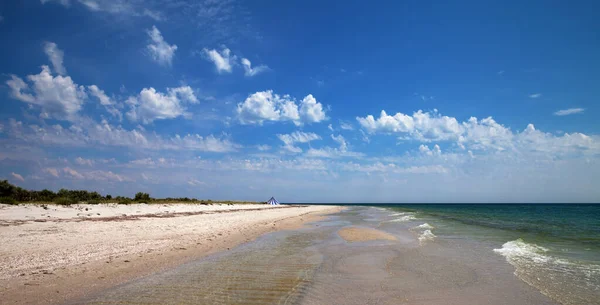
[0,0,599,203]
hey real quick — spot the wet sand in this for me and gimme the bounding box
[72,206,560,305]
[0,203,343,305]
[338,226,397,242]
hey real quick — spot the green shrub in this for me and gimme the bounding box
[0,197,17,205]
[118,198,132,205]
[53,197,78,205]
[87,199,101,205]
[134,192,151,202]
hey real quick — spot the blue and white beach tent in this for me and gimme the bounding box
[267,197,280,205]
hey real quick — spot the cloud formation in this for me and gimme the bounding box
[241,58,268,77]
[147,26,177,66]
[126,86,198,123]
[203,47,235,74]
[43,42,67,76]
[6,66,87,121]
[237,90,328,125]
[554,108,585,116]
[277,131,321,153]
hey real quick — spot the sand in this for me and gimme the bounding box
[338,226,397,242]
[0,203,342,305]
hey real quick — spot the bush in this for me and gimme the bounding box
[134,192,151,202]
[118,198,132,205]
[87,199,101,205]
[105,194,112,200]
[53,197,78,205]
[0,197,17,205]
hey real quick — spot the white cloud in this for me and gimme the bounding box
[88,85,121,119]
[331,134,348,151]
[529,93,542,99]
[75,157,94,166]
[419,144,441,156]
[357,109,462,142]
[187,178,205,186]
[6,66,87,121]
[256,145,271,151]
[43,168,60,178]
[237,90,328,125]
[11,172,25,182]
[357,109,600,156]
[6,118,239,153]
[147,26,177,66]
[277,131,321,153]
[299,94,328,124]
[340,121,354,130]
[203,47,235,74]
[328,124,333,131]
[61,166,127,182]
[42,0,163,20]
[554,108,585,116]
[63,167,84,179]
[126,86,198,123]
[241,58,268,77]
[43,42,67,76]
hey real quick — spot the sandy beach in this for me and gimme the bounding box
[0,203,342,305]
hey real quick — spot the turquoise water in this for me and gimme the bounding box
[381,204,600,305]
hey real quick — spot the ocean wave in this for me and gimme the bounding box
[413,223,434,230]
[494,239,600,305]
[389,215,416,222]
[418,229,436,244]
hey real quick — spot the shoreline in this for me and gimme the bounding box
[0,203,343,305]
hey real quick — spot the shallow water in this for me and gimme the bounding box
[73,207,566,305]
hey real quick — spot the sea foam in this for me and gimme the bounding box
[418,229,436,244]
[494,239,600,305]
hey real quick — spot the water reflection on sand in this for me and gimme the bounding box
[74,207,558,305]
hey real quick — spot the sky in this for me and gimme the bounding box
[0,0,599,203]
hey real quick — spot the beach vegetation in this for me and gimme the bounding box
[134,192,151,202]
[0,196,18,205]
[53,197,78,205]
[0,180,259,205]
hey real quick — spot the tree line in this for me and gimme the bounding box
[0,180,224,205]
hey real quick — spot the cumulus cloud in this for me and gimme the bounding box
[241,58,268,76]
[126,86,198,123]
[147,26,177,66]
[277,131,321,153]
[554,108,585,116]
[237,90,327,125]
[357,109,462,142]
[43,42,67,75]
[357,109,600,156]
[299,94,327,123]
[419,144,441,156]
[11,172,25,182]
[6,66,87,121]
[203,47,235,74]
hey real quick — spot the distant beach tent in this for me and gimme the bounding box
[267,197,280,205]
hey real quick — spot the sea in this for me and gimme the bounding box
[75,204,599,305]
